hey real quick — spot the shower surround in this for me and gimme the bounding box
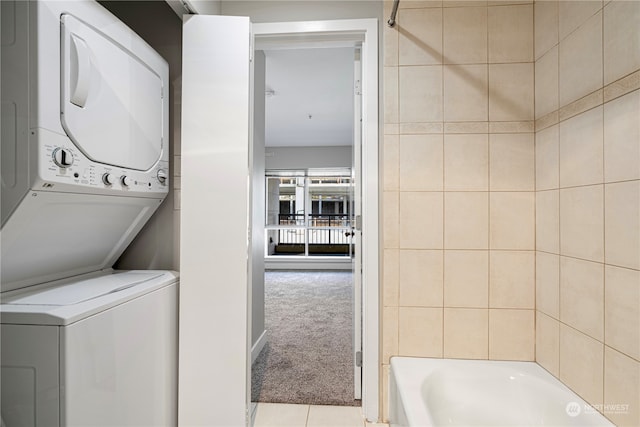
[381,1,639,425]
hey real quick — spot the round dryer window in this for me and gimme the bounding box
[60,14,165,171]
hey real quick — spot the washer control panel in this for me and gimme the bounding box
[52,147,74,167]
[36,130,169,196]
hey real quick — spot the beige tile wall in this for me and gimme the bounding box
[382,0,535,420]
[534,1,640,425]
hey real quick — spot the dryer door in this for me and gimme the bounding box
[60,14,164,171]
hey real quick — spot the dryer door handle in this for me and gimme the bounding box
[69,34,91,108]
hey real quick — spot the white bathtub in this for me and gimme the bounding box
[389,357,614,427]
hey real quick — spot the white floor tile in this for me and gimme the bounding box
[306,405,364,427]
[252,403,310,427]
[365,423,389,427]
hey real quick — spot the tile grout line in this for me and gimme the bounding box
[485,1,491,360]
[536,72,640,133]
[600,8,607,405]
[395,5,401,368]
[304,404,311,427]
[555,22,562,374]
[532,0,538,364]
[439,4,445,336]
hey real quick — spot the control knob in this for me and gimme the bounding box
[157,169,167,185]
[102,173,117,186]
[121,176,133,187]
[52,148,74,168]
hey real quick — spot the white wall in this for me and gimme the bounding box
[219,0,385,162]
[166,0,221,16]
[184,0,221,15]
[265,145,352,170]
[220,1,381,24]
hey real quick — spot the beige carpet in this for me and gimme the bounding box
[251,271,360,407]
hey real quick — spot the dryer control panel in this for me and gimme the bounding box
[35,128,169,197]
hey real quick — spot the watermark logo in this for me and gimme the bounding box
[566,402,582,417]
[566,402,630,417]
[589,403,630,415]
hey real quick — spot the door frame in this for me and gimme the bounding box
[253,20,379,421]
[179,16,379,425]
[352,47,363,401]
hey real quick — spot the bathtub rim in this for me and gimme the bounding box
[389,356,615,427]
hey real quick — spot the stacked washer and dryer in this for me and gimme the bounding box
[1,1,179,425]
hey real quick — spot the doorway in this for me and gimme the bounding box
[251,42,361,406]
[179,17,379,425]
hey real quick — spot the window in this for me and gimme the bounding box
[265,170,353,257]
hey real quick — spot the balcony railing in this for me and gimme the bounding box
[276,213,352,245]
[278,213,352,228]
[267,213,354,256]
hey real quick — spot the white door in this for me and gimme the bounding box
[352,49,363,400]
[180,14,253,427]
[181,16,379,425]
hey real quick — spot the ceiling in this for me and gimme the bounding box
[263,47,355,147]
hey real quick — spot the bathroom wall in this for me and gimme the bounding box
[108,2,638,425]
[100,1,182,271]
[533,1,640,425]
[381,0,536,420]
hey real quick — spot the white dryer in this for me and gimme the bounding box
[1,1,178,426]
[1,0,170,291]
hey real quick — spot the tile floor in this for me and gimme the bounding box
[251,403,389,427]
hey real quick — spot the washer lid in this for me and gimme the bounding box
[0,270,179,326]
[60,14,165,171]
[3,271,163,306]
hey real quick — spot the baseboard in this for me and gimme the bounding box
[265,256,352,270]
[251,329,268,365]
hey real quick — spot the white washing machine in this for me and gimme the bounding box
[1,270,179,427]
[1,1,178,425]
